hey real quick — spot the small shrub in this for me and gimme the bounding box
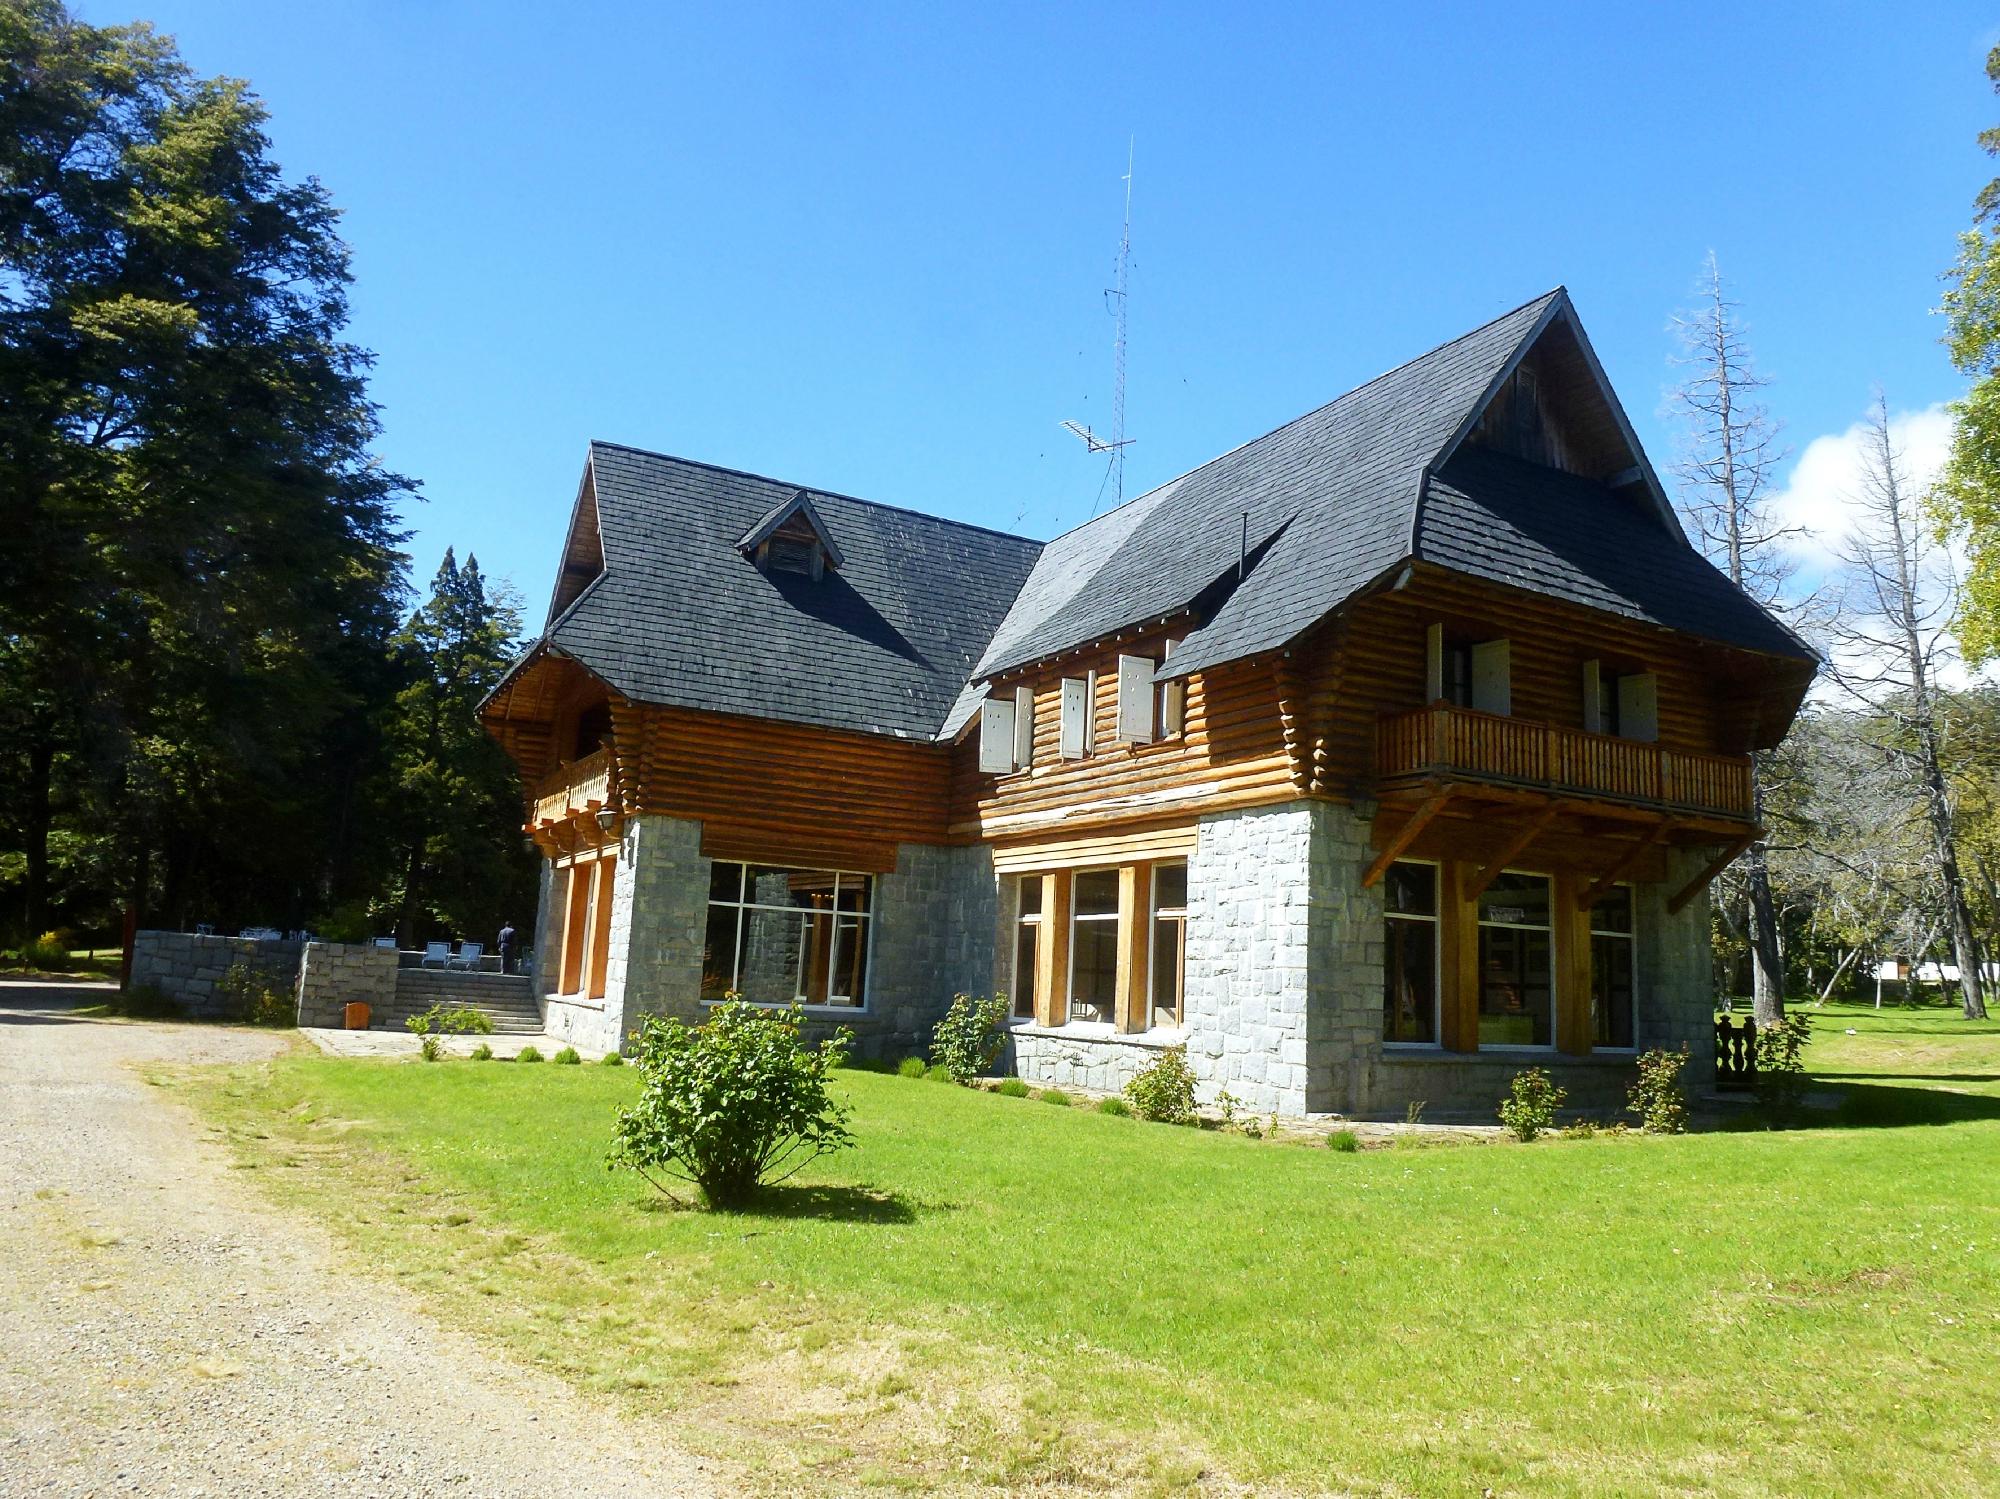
[418,1032,444,1062]
[1558,1118,1599,1140]
[469,1042,494,1061]
[897,1055,927,1079]
[1755,1012,1814,1122]
[218,963,292,1027]
[1328,1128,1361,1153]
[930,992,1010,1083]
[995,1077,1030,1098]
[1123,1045,1199,1126]
[1240,1116,1264,1139]
[406,1002,495,1041]
[1213,1088,1242,1129]
[599,1050,624,1066]
[551,1046,581,1065]
[608,1001,854,1209]
[924,1063,954,1083]
[514,1044,544,1063]
[1096,1096,1132,1117]
[25,930,74,970]
[1403,1099,1427,1126]
[1038,1088,1073,1107]
[1498,1067,1566,1142]
[1627,1046,1691,1134]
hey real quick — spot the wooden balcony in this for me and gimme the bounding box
[1374,704,1753,820]
[529,747,616,829]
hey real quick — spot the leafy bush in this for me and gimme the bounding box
[1096,1096,1131,1117]
[1755,1012,1814,1122]
[930,992,1011,1083]
[551,1046,581,1065]
[1328,1128,1361,1153]
[218,963,292,1027]
[1038,1088,1073,1107]
[896,1055,927,1079]
[924,1063,954,1083]
[608,1000,854,1209]
[469,1042,494,1061]
[995,1077,1030,1098]
[25,930,74,970]
[406,1002,495,1038]
[599,1050,625,1066]
[1498,1067,1566,1142]
[514,1044,544,1063]
[1627,1046,1690,1134]
[1123,1045,1199,1125]
[417,1032,445,1062]
[1213,1089,1242,1129]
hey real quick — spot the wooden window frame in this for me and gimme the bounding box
[701,861,875,1011]
[1011,875,1041,1021]
[1586,882,1638,1053]
[1066,867,1121,1026]
[1382,858,1442,1047]
[1148,861,1188,1030]
[1473,869,1556,1052]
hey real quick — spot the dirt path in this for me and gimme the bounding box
[0,983,720,1498]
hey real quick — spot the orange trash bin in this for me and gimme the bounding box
[343,1001,371,1030]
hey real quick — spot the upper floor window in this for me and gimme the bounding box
[1427,624,1509,714]
[766,535,817,574]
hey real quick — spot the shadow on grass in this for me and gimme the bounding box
[738,1183,924,1224]
[1829,1082,2000,1129]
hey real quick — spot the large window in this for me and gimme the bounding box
[1590,886,1636,1049]
[1068,869,1119,1023]
[701,862,872,1008]
[1383,860,1439,1044]
[1150,863,1188,1028]
[1477,871,1553,1048]
[1013,876,1041,1020]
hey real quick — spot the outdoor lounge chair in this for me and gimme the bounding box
[446,941,483,971]
[419,940,450,968]
[374,937,397,950]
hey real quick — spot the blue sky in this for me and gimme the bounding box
[83,1,2000,618]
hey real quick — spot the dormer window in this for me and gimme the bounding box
[738,488,844,583]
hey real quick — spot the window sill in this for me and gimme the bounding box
[549,993,605,1012]
[1008,1023,1183,1049]
[1376,1047,1639,1066]
[700,998,869,1016]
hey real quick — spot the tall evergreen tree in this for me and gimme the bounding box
[379,551,533,946]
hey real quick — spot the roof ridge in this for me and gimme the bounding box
[587,438,1043,548]
[1031,287,1569,549]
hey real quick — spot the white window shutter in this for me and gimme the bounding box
[1581,659,1603,734]
[1471,638,1511,716]
[1084,671,1098,753]
[1012,685,1035,768]
[1059,677,1088,759]
[1616,672,1659,743]
[1116,655,1156,744]
[1425,623,1444,702]
[978,695,1016,774]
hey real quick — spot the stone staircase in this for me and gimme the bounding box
[375,969,543,1035]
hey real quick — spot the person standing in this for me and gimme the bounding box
[497,920,518,976]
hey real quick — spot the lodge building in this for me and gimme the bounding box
[481,290,1814,1117]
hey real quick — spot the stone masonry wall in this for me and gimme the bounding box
[544,814,709,1056]
[294,942,399,1028]
[129,932,303,1020]
[829,842,996,1061]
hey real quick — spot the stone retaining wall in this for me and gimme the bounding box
[129,932,303,1020]
[295,942,399,1028]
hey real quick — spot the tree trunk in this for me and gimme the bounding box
[21,734,55,938]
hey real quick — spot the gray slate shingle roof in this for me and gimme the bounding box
[540,443,1041,741]
[1418,446,1809,659]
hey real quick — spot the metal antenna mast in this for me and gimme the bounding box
[1061,139,1135,513]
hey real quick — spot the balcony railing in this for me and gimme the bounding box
[530,747,615,827]
[1374,704,1753,819]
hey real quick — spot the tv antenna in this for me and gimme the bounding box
[1063,139,1134,514]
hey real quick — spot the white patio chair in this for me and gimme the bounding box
[446,941,483,971]
[419,940,450,968]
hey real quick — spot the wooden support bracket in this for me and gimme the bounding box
[1464,805,1559,903]
[1578,822,1668,908]
[1667,830,1758,915]
[1362,788,1453,887]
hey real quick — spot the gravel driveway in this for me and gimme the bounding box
[0,982,719,1497]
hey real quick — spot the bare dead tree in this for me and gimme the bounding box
[1826,393,1989,1019]
[1670,253,1798,1023]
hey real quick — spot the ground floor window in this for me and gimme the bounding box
[1590,885,1635,1048]
[1382,860,1439,1043]
[1477,871,1552,1048]
[1013,876,1041,1019]
[701,862,872,1007]
[1068,869,1120,1023]
[1150,863,1188,1028]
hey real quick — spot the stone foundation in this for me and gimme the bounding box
[1004,1026,1182,1094]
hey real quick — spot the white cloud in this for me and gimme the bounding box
[1770,403,1955,570]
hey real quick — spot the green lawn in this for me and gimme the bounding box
[177,1001,2000,1497]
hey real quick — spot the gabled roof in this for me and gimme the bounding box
[968,288,1810,690]
[737,489,846,568]
[516,442,1041,741]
